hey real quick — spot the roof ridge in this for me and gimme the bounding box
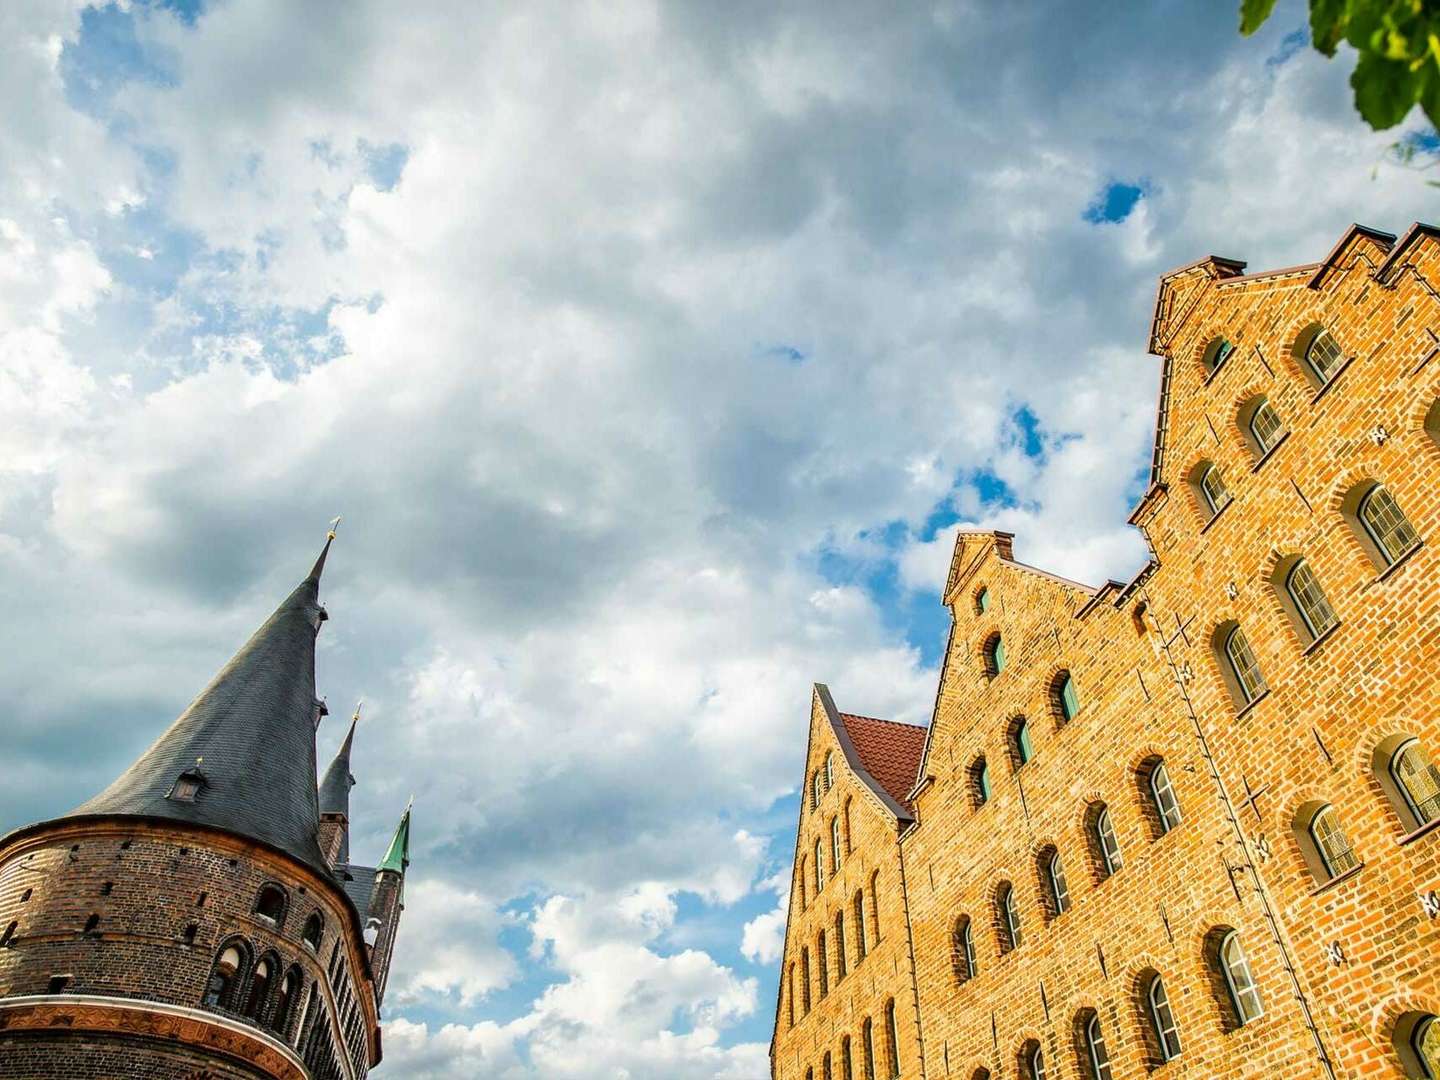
[839,712,926,731]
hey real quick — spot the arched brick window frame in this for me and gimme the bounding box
[1288,321,1348,390]
[301,910,324,951]
[1016,1035,1047,1080]
[1049,669,1079,726]
[1208,620,1267,709]
[1198,334,1237,376]
[1130,966,1182,1066]
[1337,477,1421,571]
[1134,753,1182,840]
[1370,733,1440,833]
[968,754,992,809]
[271,965,304,1039]
[245,950,280,1021]
[981,631,1005,678]
[202,937,252,1012]
[1237,391,1287,459]
[1186,459,1232,522]
[1201,925,1264,1031]
[1034,844,1070,921]
[952,914,976,983]
[993,880,1021,954]
[1007,714,1035,771]
[1071,1006,1113,1080]
[1081,800,1122,883]
[253,882,289,930]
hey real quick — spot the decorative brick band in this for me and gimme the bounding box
[0,995,310,1080]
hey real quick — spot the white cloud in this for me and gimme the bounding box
[4,3,1439,1077]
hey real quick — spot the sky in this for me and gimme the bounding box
[2,1,1438,1076]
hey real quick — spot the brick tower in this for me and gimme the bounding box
[0,533,412,1079]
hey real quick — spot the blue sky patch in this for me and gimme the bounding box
[1083,180,1147,224]
[1267,28,1308,68]
[361,140,411,191]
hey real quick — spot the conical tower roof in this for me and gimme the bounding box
[65,537,337,874]
[378,800,411,875]
[319,708,359,817]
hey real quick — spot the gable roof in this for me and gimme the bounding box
[837,713,928,813]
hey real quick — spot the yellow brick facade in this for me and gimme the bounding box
[771,222,1440,1080]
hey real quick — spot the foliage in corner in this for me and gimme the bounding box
[1241,0,1440,130]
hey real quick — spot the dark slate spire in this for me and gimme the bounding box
[319,705,359,863]
[319,705,359,816]
[65,529,342,874]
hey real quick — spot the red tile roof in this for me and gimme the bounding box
[839,713,928,811]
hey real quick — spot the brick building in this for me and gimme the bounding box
[771,222,1440,1080]
[0,534,412,1079]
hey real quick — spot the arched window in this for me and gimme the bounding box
[854,890,868,960]
[970,756,992,808]
[834,910,847,979]
[825,752,836,791]
[815,839,825,892]
[1093,805,1122,877]
[1053,671,1079,723]
[1223,625,1267,704]
[841,1035,854,1080]
[1082,1014,1113,1080]
[272,968,301,1036]
[1284,559,1338,640]
[1218,931,1263,1025]
[1307,804,1360,879]
[823,1051,832,1080]
[953,916,976,982]
[831,817,843,873]
[798,856,808,910]
[1358,484,1419,566]
[301,912,323,951]
[1025,1043,1047,1080]
[884,999,901,1079]
[1147,759,1183,834]
[997,883,1021,952]
[245,956,272,1019]
[984,633,1006,677]
[1247,397,1285,455]
[1398,1013,1440,1078]
[1043,850,1070,917]
[976,586,991,614]
[1204,336,1236,373]
[800,946,812,1013]
[254,884,287,927]
[869,872,881,944]
[1303,327,1344,385]
[817,929,829,997]
[1391,737,1440,827]
[1198,463,1231,517]
[787,964,795,1028]
[1011,717,1034,768]
[1146,973,1182,1062]
[862,1017,877,1080]
[811,770,823,810]
[203,944,244,1009]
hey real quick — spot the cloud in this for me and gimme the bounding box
[4,1,1439,1076]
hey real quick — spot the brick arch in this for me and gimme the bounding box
[1408,371,1440,437]
[1277,311,1332,372]
[1324,460,1387,514]
[1010,1027,1047,1077]
[1045,666,1078,727]
[1187,332,1234,379]
[1372,991,1440,1051]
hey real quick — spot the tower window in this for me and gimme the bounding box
[1217,930,1263,1025]
[996,882,1021,952]
[204,945,244,1009]
[970,756,992,807]
[1082,1014,1113,1080]
[0,921,16,947]
[1053,672,1079,724]
[1042,849,1070,917]
[182,923,198,946]
[302,912,324,951]
[1246,397,1285,455]
[1092,804,1122,878]
[168,769,205,803]
[47,975,71,994]
[1358,484,1420,566]
[254,884,288,927]
[1303,327,1345,386]
[1146,974,1182,1062]
[82,914,100,936]
[1145,759,1183,835]
[1283,559,1338,641]
[984,634,1006,677]
[1221,625,1267,705]
[953,916,975,982]
[884,999,901,1079]
[1010,716,1034,768]
[1306,804,1360,880]
[1390,737,1440,828]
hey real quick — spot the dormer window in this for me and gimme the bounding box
[168,769,206,803]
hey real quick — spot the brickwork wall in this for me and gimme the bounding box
[0,819,375,1078]
[771,225,1440,1080]
[0,1032,269,1079]
[772,694,923,1080]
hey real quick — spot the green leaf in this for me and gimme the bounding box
[1239,0,1279,34]
[1352,50,1421,128]
[1417,58,1440,129]
[1310,0,1350,55]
